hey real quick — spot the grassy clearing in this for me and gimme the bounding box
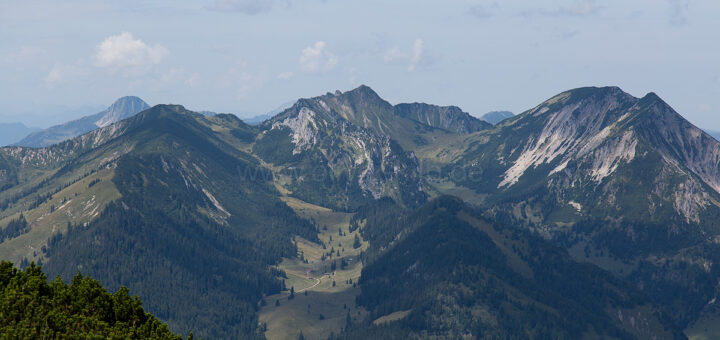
[0,168,120,264]
[428,180,487,206]
[372,309,411,326]
[260,197,369,340]
[566,241,638,277]
[686,310,720,340]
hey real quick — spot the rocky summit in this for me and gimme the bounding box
[2,85,718,339]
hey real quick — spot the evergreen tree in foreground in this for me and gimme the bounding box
[0,261,182,339]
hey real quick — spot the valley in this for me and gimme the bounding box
[1,85,719,339]
[260,197,368,340]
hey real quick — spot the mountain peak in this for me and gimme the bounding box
[96,96,150,128]
[481,111,514,124]
[111,95,146,105]
[641,91,660,101]
[347,84,375,95]
[333,85,390,108]
[15,96,151,147]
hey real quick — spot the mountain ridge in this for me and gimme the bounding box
[432,85,720,329]
[0,123,40,147]
[0,104,317,338]
[16,96,149,148]
[2,84,719,338]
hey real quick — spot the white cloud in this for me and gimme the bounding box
[408,39,424,71]
[3,46,45,63]
[94,32,168,75]
[383,38,425,72]
[44,63,88,85]
[299,41,338,73]
[206,0,275,14]
[277,71,293,79]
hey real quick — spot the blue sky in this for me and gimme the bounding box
[1,0,719,129]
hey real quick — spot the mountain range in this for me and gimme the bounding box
[1,85,719,339]
[15,96,149,148]
[0,123,40,147]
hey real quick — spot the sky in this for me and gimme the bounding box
[1,0,719,129]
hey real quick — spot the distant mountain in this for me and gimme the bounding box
[16,96,149,147]
[480,110,514,124]
[244,101,295,125]
[0,122,40,146]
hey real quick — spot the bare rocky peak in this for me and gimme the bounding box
[95,96,150,128]
[264,85,490,152]
[16,96,149,148]
[495,86,720,224]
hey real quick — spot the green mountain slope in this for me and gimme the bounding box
[337,197,683,339]
[1,105,318,338]
[427,86,720,329]
[3,85,719,338]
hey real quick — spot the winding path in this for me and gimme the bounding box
[297,276,323,293]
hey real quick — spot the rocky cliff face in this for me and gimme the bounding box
[94,96,150,128]
[447,87,720,230]
[438,86,720,327]
[284,85,490,151]
[256,92,426,210]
